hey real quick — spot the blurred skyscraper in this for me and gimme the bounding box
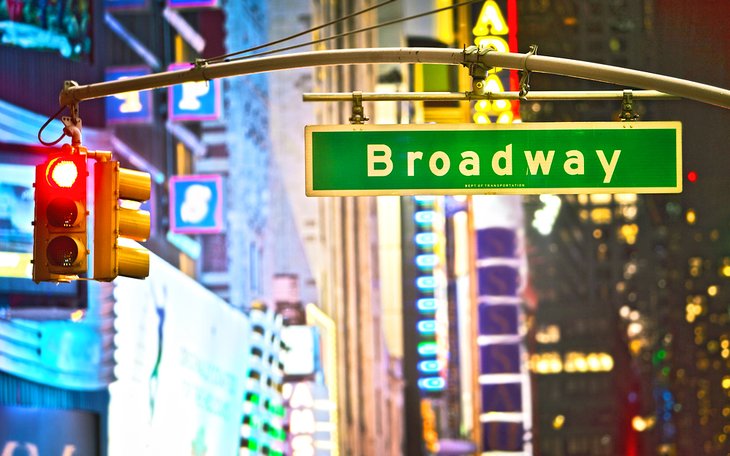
[521,1,730,455]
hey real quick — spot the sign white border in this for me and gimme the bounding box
[305,121,682,196]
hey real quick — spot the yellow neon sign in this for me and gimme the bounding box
[473,0,514,124]
[472,0,509,36]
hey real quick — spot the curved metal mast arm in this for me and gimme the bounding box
[59,47,730,109]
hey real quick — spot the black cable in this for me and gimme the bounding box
[205,0,397,64]
[37,105,67,147]
[221,0,483,63]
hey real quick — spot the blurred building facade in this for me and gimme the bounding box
[307,1,406,454]
[521,1,730,455]
[0,1,303,454]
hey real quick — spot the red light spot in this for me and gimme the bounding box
[687,171,697,183]
[47,159,79,188]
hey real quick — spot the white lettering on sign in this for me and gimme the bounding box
[564,150,584,176]
[524,150,555,175]
[459,151,480,176]
[367,144,393,176]
[407,151,424,176]
[492,144,512,176]
[429,151,450,176]
[596,149,621,183]
[365,143,623,183]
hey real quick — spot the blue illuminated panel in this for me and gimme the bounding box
[105,66,153,124]
[168,63,222,122]
[412,196,446,393]
[417,377,446,391]
[417,298,437,314]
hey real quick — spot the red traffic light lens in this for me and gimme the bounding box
[46,236,79,267]
[47,158,79,188]
[47,197,81,227]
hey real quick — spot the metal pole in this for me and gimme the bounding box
[60,47,730,109]
[303,90,678,102]
[59,48,467,105]
[483,51,730,109]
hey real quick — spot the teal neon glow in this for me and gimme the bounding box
[415,232,437,246]
[417,341,438,356]
[415,254,438,269]
[417,320,437,335]
[414,210,435,226]
[414,196,436,204]
[416,276,436,291]
[418,360,442,373]
[417,298,437,312]
[418,377,446,391]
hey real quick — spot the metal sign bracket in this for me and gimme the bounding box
[349,91,369,124]
[620,89,640,121]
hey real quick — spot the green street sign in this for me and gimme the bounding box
[305,122,682,196]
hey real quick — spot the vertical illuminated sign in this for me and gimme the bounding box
[169,174,224,234]
[105,66,153,124]
[168,63,222,122]
[471,1,533,454]
[413,196,447,393]
[472,0,520,124]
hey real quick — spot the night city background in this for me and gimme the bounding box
[0,0,729,455]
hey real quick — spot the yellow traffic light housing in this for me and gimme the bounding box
[94,158,152,281]
[32,146,89,282]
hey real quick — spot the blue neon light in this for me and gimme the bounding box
[414,196,436,204]
[417,320,437,335]
[416,276,436,291]
[417,298,438,313]
[414,210,435,226]
[418,360,442,374]
[415,254,438,269]
[418,377,446,391]
[414,232,437,247]
[417,342,438,357]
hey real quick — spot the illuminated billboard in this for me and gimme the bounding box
[169,174,224,234]
[0,0,92,60]
[410,196,448,393]
[105,66,154,124]
[168,63,222,122]
[108,253,251,455]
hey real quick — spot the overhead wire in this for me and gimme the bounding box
[203,0,483,63]
[204,0,397,64]
[42,0,482,140]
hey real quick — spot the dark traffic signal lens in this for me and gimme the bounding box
[46,236,79,267]
[46,198,81,227]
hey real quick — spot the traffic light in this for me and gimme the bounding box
[32,146,89,282]
[93,159,151,281]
